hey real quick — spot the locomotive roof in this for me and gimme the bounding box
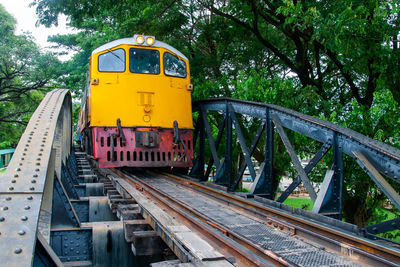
[92,37,188,61]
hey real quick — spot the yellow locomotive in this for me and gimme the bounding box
[79,35,193,169]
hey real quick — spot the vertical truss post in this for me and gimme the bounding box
[252,108,274,197]
[221,102,233,186]
[318,132,343,219]
[189,111,205,180]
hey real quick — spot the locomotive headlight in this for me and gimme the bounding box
[146,37,155,46]
[136,35,145,44]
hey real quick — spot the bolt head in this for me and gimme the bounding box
[18,230,25,235]
[0,217,4,222]
[14,248,22,254]
[24,206,30,210]
[21,216,28,221]
[27,196,33,200]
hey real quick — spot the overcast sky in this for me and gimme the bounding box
[0,0,76,59]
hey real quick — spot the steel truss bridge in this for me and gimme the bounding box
[1,89,400,266]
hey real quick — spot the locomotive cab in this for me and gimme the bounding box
[80,35,193,168]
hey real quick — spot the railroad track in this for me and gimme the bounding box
[100,168,400,267]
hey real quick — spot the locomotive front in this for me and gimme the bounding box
[80,35,194,169]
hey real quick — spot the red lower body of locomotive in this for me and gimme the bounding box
[91,126,193,168]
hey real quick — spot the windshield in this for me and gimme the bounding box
[129,48,160,74]
[163,52,186,78]
[98,48,125,72]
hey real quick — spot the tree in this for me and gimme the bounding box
[0,4,60,147]
[32,0,400,229]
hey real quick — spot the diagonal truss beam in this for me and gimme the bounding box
[231,122,265,191]
[272,114,317,202]
[277,140,331,202]
[228,104,257,180]
[353,151,400,211]
[201,107,221,170]
[205,116,226,179]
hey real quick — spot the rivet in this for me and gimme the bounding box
[11,179,16,183]
[22,153,26,156]
[25,144,29,147]
[31,180,36,184]
[20,158,24,161]
[24,148,27,151]
[27,196,33,200]
[40,149,43,151]
[5,197,11,201]
[18,230,25,235]
[38,153,42,156]
[24,206,30,210]
[33,174,38,178]
[27,140,31,143]
[14,248,22,254]
[35,168,40,172]
[36,163,40,166]
[21,216,28,221]
[2,206,8,211]
[16,168,21,171]
[36,158,41,161]
[40,144,44,147]
[0,217,4,222]
[19,163,23,166]
[14,174,19,178]
[29,187,35,191]
[9,187,14,191]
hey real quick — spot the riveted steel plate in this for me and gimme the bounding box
[0,89,71,266]
[0,194,42,266]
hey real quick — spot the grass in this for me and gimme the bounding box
[370,206,400,243]
[235,187,250,193]
[282,197,314,210]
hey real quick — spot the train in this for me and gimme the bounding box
[78,34,194,169]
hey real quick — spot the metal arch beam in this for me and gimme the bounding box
[193,98,400,184]
[0,89,71,266]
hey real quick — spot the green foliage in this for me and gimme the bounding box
[31,0,400,233]
[0,4,60,146]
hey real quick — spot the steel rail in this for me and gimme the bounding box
[158,171,400,266]
[111,168,294,267]
[193,98,400,184]
[0,89,72,266]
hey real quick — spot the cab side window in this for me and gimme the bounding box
[163,52,186,78]
[98,48,125,72]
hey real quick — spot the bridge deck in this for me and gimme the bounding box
[132,172,360,267]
